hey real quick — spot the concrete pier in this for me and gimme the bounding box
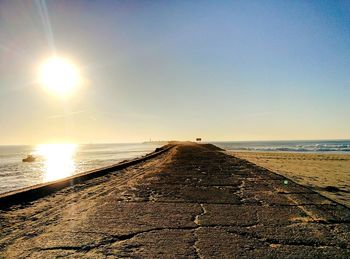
[1,143,350,258]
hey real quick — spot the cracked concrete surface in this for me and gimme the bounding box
[1,142,350,258]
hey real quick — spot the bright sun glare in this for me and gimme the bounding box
[35,144,77,181]
[38,56,80,96]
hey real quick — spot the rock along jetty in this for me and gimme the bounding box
[1,142,350,258]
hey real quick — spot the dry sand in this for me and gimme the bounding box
[228,151,350,208]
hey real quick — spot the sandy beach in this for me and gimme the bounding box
[1,143,350,258]
[228,151,350,208]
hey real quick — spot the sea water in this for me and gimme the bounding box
[0,143,161,194]
[212,140,350,153]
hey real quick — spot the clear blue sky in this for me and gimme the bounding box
[0,0,349,144]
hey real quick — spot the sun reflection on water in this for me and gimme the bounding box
[35,144,77,181]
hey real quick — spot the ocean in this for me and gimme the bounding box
[212,140,350,153]
[0,143,161,194]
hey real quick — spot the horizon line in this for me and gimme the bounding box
[1,138,350,146]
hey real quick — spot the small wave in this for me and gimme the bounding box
[217,141,350,153]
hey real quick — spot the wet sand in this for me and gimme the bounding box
[228,151,350,208]
[1,143,350,258]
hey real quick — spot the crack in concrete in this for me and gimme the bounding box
[194,204,206,225]
[38,226,199,253]
[236,180,264,206]
[267,203,334,207]
[40,245,88,252]
[226,227,349,250]
[192,204,206,259]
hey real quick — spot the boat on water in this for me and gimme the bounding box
[22,155,36,162]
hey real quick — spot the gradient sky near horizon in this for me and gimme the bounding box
[0,0,350,144]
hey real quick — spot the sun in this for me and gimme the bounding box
[38,56,81,96]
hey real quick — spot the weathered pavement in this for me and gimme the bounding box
[1,143,350,258]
